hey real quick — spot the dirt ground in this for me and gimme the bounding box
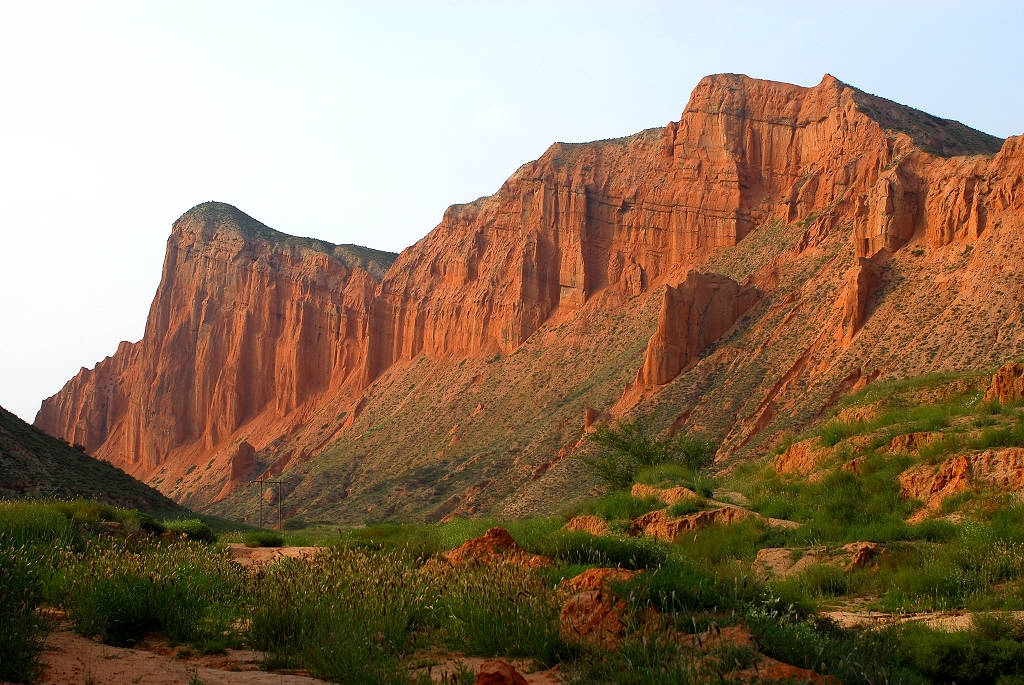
[225,543,321,568]
[822,609,1024,630]
[34,629,332,685]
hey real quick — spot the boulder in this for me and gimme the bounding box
[630,482,698,505]
[563,515,610,536]
[631,506,753,542]
[445,527,549,568]
[475,659,529,685]
[560,590,629,648]
[561,567,638,594]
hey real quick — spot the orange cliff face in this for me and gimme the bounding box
[35,74,1024,517]
[35,203,396,501]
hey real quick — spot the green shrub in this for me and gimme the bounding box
[566,633,700,684]
[745,609,926,684]
[574,493,662,522]
[880,524,1024,611]
[249,549,436,684]
[619,558,765,613]
[244,531,285,548]
[634,463,715,497]
[440,564,572,666]
[972,419,1024,450]
[524,530,666,570]
[634,463,693,487]
[583,421,715,490]
[163,519,216,543]
[666,498,706,517]
[892,620,1024,684]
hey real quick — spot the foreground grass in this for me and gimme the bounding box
[9,379,1024,685]
[0,498,982,683]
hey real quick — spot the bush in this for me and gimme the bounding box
[164,519,216,543]
[667,498,706,517]
[574,492,662,522]
[244,531,285,547]
[583,421,715,490]
[62,540,243,650]
[892,619,1024,684]
[524,530,666,570]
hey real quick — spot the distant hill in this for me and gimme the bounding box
[0,405,182,514]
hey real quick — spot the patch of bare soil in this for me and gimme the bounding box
[822,609,1024,631]
[413,654,561,684]
[226,543,321,568]
[35,629,331,685]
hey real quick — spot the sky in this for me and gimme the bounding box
[1,0,1022,422]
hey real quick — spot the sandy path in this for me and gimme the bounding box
[416,654,561,684]
[35,630,332,685]
[226,543,322,568]
[823,609,1024,631]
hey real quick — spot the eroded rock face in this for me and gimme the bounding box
[35,203,394,500]
[563,515,610,536]
[775,437,831,475]
[630,482,698,505]
[559,590,629,648]
[631,505,753,542]
[888,431,943,455]
[635,272,758,387]
[837,258,876,344]
[561,567,638,594]
[900,448,1024,520]
[986,363,1024,404]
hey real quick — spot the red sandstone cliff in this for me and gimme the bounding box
[36,204,396,501]
[635,272,758,387]
[35,74,1024,518]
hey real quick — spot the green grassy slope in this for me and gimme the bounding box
[0,405,184,515]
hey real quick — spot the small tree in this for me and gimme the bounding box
[582,420,715,490]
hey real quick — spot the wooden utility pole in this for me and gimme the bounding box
[249,478,286,529]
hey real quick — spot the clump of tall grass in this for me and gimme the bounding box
[571,492,662,522]
[243,530,284,547]
[162,519,215,543]
[0,543,48,682]
[62,538,243,649]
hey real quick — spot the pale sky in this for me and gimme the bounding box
[1,0,1022,422]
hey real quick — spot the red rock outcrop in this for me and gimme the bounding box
[35,73,1024,518]
[475,660,529,685]
[888,431,943,455]
[986,363,1024,404]
[445,527,549,568]
[563,515,610,536]
[837,258,876,344]
[635,272,758,387]
[900,448,1024,520]
[561,567,638,595]
[559,590,630,648]
[775,437,833,475]
[631,505,754,542]
[630,482,698,505]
